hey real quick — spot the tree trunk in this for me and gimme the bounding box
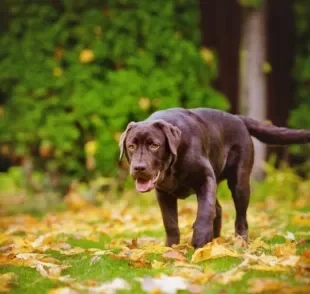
[239,1,267,181]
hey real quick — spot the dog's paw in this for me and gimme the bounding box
[191,227,213,249]
[165,235,180,247]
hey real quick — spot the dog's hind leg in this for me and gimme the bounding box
[227,142,254,242]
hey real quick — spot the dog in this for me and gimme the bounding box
[119,107,310,248]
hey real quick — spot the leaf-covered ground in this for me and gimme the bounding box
[0,190,310,294]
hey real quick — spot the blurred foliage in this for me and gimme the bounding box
[218,155,310,203]
[1,155,309,215]
[0,0,228,189]
[289,0,310,176]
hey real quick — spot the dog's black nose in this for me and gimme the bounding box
[133,162,147,172]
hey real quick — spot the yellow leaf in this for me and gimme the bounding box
[151,260,167,269]
[291,213,310,226]
[231,235,247,249]
[143,244,170,254]
[248,278,286,293]
[172,243,193,251]
[85,141,97,156]
[129,260,151,268]
[279,255,300,267]
[248,237,270,253]
[200,48,214,64]
[174,262,202,270]
[273,242,296,257]
[60,247,85,256]
[162,250,187,261]
[217,270,245,285]
[48,287,78,294]
[139,97,151,111]
[79,49,95,63]
[92,250,113,256]
[0,272,18,292]
[262,61,272,74]
[250,264,287,272]
[113,248,146,261]
[296,249,310,276]
[127,249,146,261]
[191,241,239,263]
[173,267,215,284]
[31,233,56,249]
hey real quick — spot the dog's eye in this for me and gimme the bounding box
[128,144,136,151]
[150,143,160,150]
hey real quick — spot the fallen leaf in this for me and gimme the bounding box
[92,249,113,256]
[173,267,215,284]
[247,237,270,253]
[249,264,287,272]
[248,278,286,293]
[112,248,146,261]
[143,244,170,254]
[296,249,310,276]
[90,256,101,265]
[136,275,188,294]
[231,235,247,249]
[217,270,245,284]
[174,262,203,270]
[0,272,18,292]
[291,213,310,226]
[172,243,193,251]
[151,260,168,269]
[129,260,151,268]
[284,231,295,241]
[285,286,310,293]
[279,255,300,267]
[74,278,131,294]
[162,250,187,261]
[273,241,296,257]
[48,287,78,294]
[187,283,205,294]
[191,241,239,263]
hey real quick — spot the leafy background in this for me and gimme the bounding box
[0,0,227,191]
[289,0,310,175]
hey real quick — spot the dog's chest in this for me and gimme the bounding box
[157,174,195,199]
[174,185,195,199]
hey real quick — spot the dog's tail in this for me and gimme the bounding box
[239,116,310,145]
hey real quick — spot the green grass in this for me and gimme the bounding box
[1,227,309,294]
[0,194,309,294]
[0,266,58,294]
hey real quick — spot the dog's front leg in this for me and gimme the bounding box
[156,189,180,247]
[192,174,217,249]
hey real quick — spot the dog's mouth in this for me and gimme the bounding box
[135,171,161,193]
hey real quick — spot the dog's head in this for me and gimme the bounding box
[119,119,181,193]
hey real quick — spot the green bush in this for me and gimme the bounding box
[0,0,228,188]
[289,0,310,176]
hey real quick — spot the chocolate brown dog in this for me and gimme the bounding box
[119,108,310,248]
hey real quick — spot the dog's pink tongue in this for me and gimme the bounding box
[135,179,153,192]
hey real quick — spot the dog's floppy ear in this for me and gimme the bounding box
[119,122,136,160]
[153,120,181,156]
